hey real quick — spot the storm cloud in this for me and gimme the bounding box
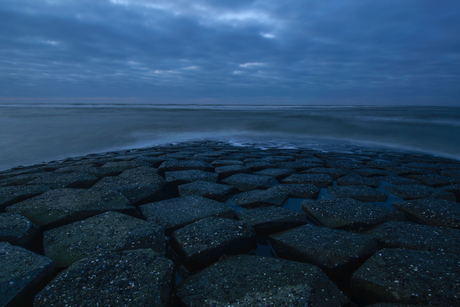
[1,0,459,105]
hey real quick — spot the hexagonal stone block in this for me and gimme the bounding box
[214,165,251,178]
[211,159,244,167]
[178,181,235,201]
[6,188,134,229]
[302,167,349,180]
[385,184,455,201]
[269,224,379,280]
[0,242,55,307]
[27,171,99,189]
[229,189,288,208]
[175,255,349,307]
[268,183,320,199]
[302,198,404,231]
[282,174,333,188]
[140,196,235,235]
[34,249,174,307]
[164,170,218,185]
[393,198,460,228]
[353,168,389,177]
[236,206,308,234]
[253,168,296,180]
[277,161,322,171]
[244,161,276,171]
[43,211,165,268]
[327,185,387,202]
[0,184,50,211]
[222,173,279,191]
[375,176,420,185]
[337,174,381,188]
[158,160,214,173]
[0,213,40,249]
[365,221,460,253]
[91,166,165,205]
[171,217,256,270]
[351,248,460,306]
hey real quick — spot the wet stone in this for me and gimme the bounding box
[302,198,404,231]
[277,161,321,171]
[0,173,46,187]
[302,167,350,180]
[53,164,96,174]
[6,188,134,230]
[0,242,55,307]
[91,166,165,205]
[0,184,50,211]
[34,249,174,307]
[211,159,244,167]
[374,175,420,185]
[406,173,459,187]
[101,160,152,171]
[385,184,456,201]
[43,211,165,268]
[222,173,279,191]
[214,164,251,178]
[171,217,256,270]
[337,174,381,188]
[27,171,100,189]
[386,166,427,176]
[229,189,288,208]
[244,161,276,171]
[269,224,380,280]
[353,168,390,177]
[441,183,460,202]
[282,173,333,188]
[164,170,218,185]
[393,198,460,228]
[351,248,460,306]
[175,255,349,307]
[253,168,296,180]
[365,221,460,253]
[158,160,214,173]
[236,206,308,234]
[268,183,320,199]
[140,195,235,235]
[178,181,236,201]
[326,160,365,170]
[0,213,40,249]
[327,185,388,202]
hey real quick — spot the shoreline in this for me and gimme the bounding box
[1,140,460,306]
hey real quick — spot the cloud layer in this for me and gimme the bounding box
[1,0,459,105]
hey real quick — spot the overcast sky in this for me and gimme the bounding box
[1,0,459,105]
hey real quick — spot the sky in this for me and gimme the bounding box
[1,0,459,105]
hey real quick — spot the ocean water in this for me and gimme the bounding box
[1,104,459,171]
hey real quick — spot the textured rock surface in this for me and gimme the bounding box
[0,185,50,211]
[253,168,296,180]
[222,173,279,191]
[164,169,218,184]
[158,160,214,173]
[351,248,460,306]
[302,198,404,231]
[43,211,164,268]
[0,242,55,307]
[140,195,235,235]
[0,213,40,249]
[269,183,320,199]
[27,171,100,189]
[282,173,333,188]
[385,184,456,201]
[178,180,235,201]
[229,189,288,208]
[171,217,256,270]
[175,255,349,307]
[34,249,174,307]
[327,185,388,202]
[6,188,134,229]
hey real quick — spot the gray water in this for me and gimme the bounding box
[1,104,459,171]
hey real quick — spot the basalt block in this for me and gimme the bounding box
[302,167,349,180]
[406,173,459,187]
[210,159,244,167]
[178,181,235,201]
[164,170,218,185]
[229,189,288,208]
[43,211,165,268]
[222,173,278,191]
[91,166,165,205]
[277,161,321,171]
[171,217,256,271]
[140,195,235,235]
[337,174,381,188]
[393,198,460,228]
[269,224,380,280]
[158,160,214,173]
[353,168,390,177]
[236,206,308,234]
[0,242,55,307]
[385,184,456,201]
[175,255,349,307]
[327,185,388,202]
[253,168,296,180]
[214,165,251,178]
[0,213,40,249]
[34,249,174,307]
[27,172,99,189]
[269,183,320,199]
[6,188,134,229]
[374,176,420,185]
[365,221,460,253]
[0,184,50,211]
[351,248,460,306]
[302,198,404,231]
[244,161,276,171]
[282,173,333,188]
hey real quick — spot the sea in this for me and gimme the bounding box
[1,103,459,171]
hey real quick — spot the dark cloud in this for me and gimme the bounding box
[0,0,459,105]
